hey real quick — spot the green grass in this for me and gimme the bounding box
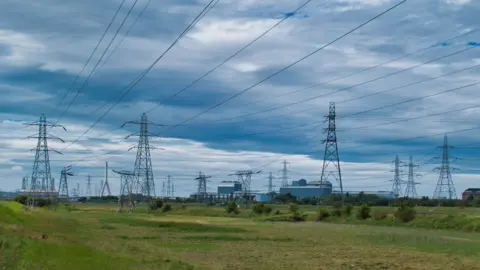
[2,202,480,269]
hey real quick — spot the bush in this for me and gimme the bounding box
[273,210,281,215]
[342,204,353,217]
[252,203,273,215]
[331,203,342,217]
[149,199,163,211]
[394,204,416,222]
[372,209,388,220]
[316,208,330,221]
[356,204,371,220]
[162,204,172,213]
[13,195,28,205]
[226,201,240,215]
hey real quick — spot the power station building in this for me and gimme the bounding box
[217,181,242,196]
[279,180,333,199]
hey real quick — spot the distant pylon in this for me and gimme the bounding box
[50,177,55,192]
[404,156,420,198]
[123,113,163,199]
[280,160,290,187]
[171,181,175,198]
[113,169,136,212]
[21,176,28,190]
[320,102,343,203]
[433,135,457,200]
[162,181,166,198]
[86,174,92,197]
[195,171,211,202]
[101,162,112,196]
[166,175,171,197]
[24,113,66,206]
[391,155,404,198]
[229,170,261,206]
[58,166,73,198]
[267,172,275,193]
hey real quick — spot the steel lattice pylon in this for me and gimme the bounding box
[195,171,211,202]
[404,156,420,198]
[114,170,136,212]
[101,162,112,197]
[25,113,66,206]
[433,135,457,200]
[58,165,73,198]
[320,102,343,203]
[391,155,404,198]
[123,113,162,199]
[229,170,261,207]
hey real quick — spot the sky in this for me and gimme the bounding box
[0,0,480,198]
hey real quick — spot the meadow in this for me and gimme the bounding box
[1,201,480,269]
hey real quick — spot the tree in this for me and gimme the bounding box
[226,201,239,215]
[356,204,371,220]
[394,204,416,222]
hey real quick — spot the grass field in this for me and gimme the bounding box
[1,202,480,269]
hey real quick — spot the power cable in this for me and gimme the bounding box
[196,45,475,125]
[55,0,141,124]
[47,0,128,119]
[157,0,408,135]
[60,0,219,151]
[144,0,314,114]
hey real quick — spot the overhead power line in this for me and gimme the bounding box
[47,0,127,119]
[156,0,407,136]
[144,0,314,115]
[55,0,141,124]
[60,0,219,152]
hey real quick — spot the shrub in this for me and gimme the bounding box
[331,203,342,217]
[394,204,416,222]
[356,204,371,220]
[273,210,281,215]
[316,208,330,221]
[162,204,172,213]
[226,201,240,215]
[252,203,273,215]
[13,195,28,205]
[288,203,305,222]
[149,199,163,211]
[252,203,266,214]
[342,204,353,217]
[372,209,388,220]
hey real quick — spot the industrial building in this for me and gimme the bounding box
[334,190,394,199]
[462,188,480,200]
[279,180,333,199]
[217,181,242,196]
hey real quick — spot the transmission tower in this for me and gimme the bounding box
[21,176,28,190]
[24,113,66,206]
[50,177,55,192]
[433,135,457,200]
[123,113,162,199]
[229,170,261,206]
[195,171,211,202]
[113,169,136,212]
[320,102,343,203]
[86,174,92,198]
[171,181,175,198]
[404,156,421,198]
[267,172,276,193]
[58,165,73,198]
[280,160,290,187]
[166,175,172,198]
[101,161,112,196]
[390,155,405,198]
[162,180,166,198]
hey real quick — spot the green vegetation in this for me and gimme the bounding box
[2,201,480,269]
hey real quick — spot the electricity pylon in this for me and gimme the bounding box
[24,113,66,206]
[433,135,457,200]
[101,161,111,196]
[195,171,211,202]
[86,174,92,198]
[162,181,166,198]
[404,156,421,198]
[229,170,261,207]
[21,176,28,190]
[320,102,343,204]
[166,175,171,198]
[390,155,405,198]
[58,165,73,198]
[267,172,276,193]
[280,160,290,188]
[113,169,136,212]
[123,113,162,200]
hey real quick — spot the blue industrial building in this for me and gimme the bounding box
[280,180,333,199]
[255,193,271,202]
[217,181,242,196]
